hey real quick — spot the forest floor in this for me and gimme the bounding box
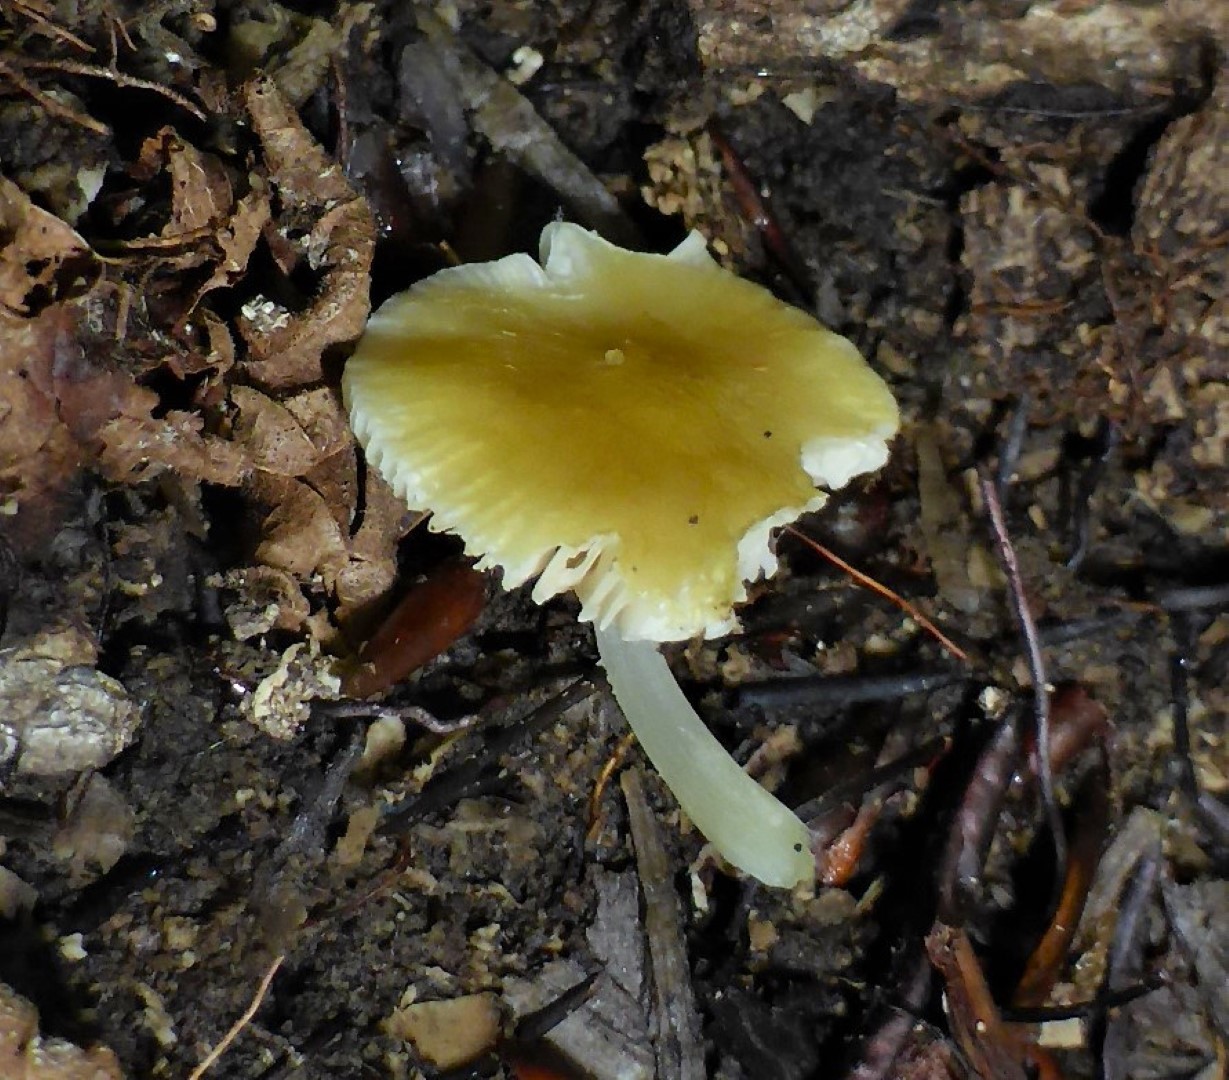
[0,1,1226,1078]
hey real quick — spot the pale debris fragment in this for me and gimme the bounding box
[0,981,125,1079]
[383,993,500,1070]
[243,640,341,740]
[0,628,141,777]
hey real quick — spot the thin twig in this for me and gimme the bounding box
[708,121,812,299]
[0,60,109,133]
[586,731,636,841]
[980,476,1068,893]
[11,0,93,52]
[314,700,480,735]
[1065,418,1118,571]
[187,954,285,1080]
[14,58,207,121]
[785,525,970,664]
[736,667,964,711]
[1168,616,1200,802]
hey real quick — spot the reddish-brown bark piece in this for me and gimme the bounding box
[343,562,487,699]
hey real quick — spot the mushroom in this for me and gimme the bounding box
[343,222,899,887]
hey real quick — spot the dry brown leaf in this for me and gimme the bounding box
[287,387,358,529]
[163,130,232,233]
[231,386,323,477]
[232,380,397,638]
[251,471,349,581]
[332,469,401,631]
[130,130,271,317]
[160,306,237,386]
[0,175,96,316]
[187,182,271,311]
[0,307,81,536]
[29,315,160,444]
[95,409,249,487]
[238,76,376,391]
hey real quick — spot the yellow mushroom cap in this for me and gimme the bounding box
[343,223,899,642]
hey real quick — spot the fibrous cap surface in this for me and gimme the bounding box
[344,223,899,641]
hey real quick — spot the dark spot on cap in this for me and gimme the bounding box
[764,430,773,438]
[688,514,700,525]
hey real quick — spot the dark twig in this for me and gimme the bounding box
[995,393,1031,494]
[11,57,207,121]
[736,667,964,711]
[1153,581,1229,613]
[708,121,813,299]
[1066,418,1119,572]
[795,734,952,826]
[315,699,480,735]
[980,475,1067,889]
[1002,977,1164,1023]
[511,972,601,1045]
[0,58,109,133]
[380,676,596,832]
[1168,616,1200,803]
[1195,790,1229,846]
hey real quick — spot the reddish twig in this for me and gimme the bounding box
[187,954,285,1080]
[708,121,812,297]
[1013,760,1111,1007]
[586,731,636,841]
[786,525,970,664]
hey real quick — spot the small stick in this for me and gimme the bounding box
[11,0,93,52]
[785,525,970,664]
[708,122,812,299]
[1168,616,1200,803]
[980,476,1067,887]
[187,954,285,1080]
[737,667,963,711]
[15,57,207,121]
[1065,418,1118,571]
[0,60,109,133]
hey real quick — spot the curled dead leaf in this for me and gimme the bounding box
[238,76,375,391]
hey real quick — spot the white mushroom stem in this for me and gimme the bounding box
[595,625,814,888]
